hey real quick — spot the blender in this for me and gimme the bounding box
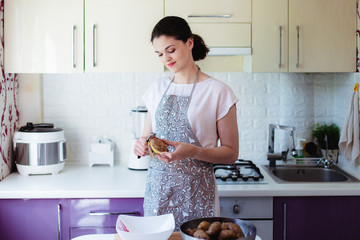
[128,106,151,170]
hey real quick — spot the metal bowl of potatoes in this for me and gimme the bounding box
[180,217,256,240]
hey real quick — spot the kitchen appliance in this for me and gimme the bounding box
[215,160,273,240]
[13,122,66,176]
[128,106,151,170]
[214,159,267,184]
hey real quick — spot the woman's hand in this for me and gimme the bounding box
[133,136,149,157]
[156,139,197,163]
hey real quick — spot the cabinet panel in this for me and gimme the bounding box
[165,0,251,23]
[69,198,144,239]
[84,0,163,72]
[5,0,83,73]
[252,0,288,72]
[288,0,356,72]
[274,196,360,240]
[252,0,356,73]
[0,199,68,240]
[5,0,163,73]
[190,23,251,47]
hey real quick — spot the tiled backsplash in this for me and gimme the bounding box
[41,72,359,167]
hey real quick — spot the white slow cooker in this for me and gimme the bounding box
[13,122,66,176]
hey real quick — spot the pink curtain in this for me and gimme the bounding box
[0,0,19,181]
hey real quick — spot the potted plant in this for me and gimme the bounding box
[311,123,340,162]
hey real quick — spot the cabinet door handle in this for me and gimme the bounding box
[296,26,300,68]
[93,24,97,67]
[279,25,282,68]
[57,204,61,240]
[188,14,231,18]
[283,203,287,240]
[72,25,77,69]
[89,211,140,216]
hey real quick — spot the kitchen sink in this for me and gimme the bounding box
[262,164,359,183]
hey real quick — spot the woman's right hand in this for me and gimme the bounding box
[133,136,149,157]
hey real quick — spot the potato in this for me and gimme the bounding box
[219,229,237,240]
[197,221,211,231]
[221,222,232,230]
[184,228,195,236]
[193,229,210,240]
[188,220,244,240]
[229,223,244,238]
[206,221,221,236]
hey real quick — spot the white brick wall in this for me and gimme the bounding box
[42,72,359,168]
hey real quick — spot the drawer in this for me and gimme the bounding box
[220,197,273,219]
[190,23,251,47]
[70,198,144,227]
[165,0,251,23]
[69,198,144,239]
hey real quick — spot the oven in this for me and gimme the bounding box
[215,160,273,240]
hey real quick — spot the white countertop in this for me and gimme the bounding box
[1,163,360,199]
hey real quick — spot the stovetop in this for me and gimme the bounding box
[214,159,267,185]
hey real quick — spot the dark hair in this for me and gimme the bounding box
[151,16,209,61]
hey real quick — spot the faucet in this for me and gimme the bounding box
[317,135,335,168]
[267,124,297,167]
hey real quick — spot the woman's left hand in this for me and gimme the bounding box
[156,139,197,163]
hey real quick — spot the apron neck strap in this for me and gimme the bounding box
[164,65,201,99]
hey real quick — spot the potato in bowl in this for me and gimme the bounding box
[180,217,256,240]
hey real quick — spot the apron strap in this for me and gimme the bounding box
[162,65,201,106]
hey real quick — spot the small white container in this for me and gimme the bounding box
[89,137,114,167]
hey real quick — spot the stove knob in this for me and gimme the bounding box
[221,176,227,181]
[233,205,241,214]
[231,175,238,181]
[253,176,260,181]
[242,176,249,181]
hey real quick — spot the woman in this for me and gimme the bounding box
[133,16,239,229]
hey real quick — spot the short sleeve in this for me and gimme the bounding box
[216,83,238,121]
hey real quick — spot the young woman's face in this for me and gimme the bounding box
[152,35,194,73]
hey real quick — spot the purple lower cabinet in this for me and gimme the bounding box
[0,198,143,240]
[0,199,69,240]
[69,198,144,239]
[273,196,360,240]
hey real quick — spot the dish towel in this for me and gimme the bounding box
[339,83,360,163]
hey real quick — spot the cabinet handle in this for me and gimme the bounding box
[283,203,287,240]
[296,26,300,68]
[89,211,140,216]
[57,204,61,240]
[188,14,231,18]
[72,25,77,68]
[279,25,282,68]
[93,24,97,67]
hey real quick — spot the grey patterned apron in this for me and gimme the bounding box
[143,67,216,230]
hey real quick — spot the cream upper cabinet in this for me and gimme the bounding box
[5,0,84,73]
[165,0,251,23]
[252,0,356,73]
[5,0,163,73]
[252,0,288,72]
[165,0,252,72]
[84,0,163,72]
[165,0,251,48]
